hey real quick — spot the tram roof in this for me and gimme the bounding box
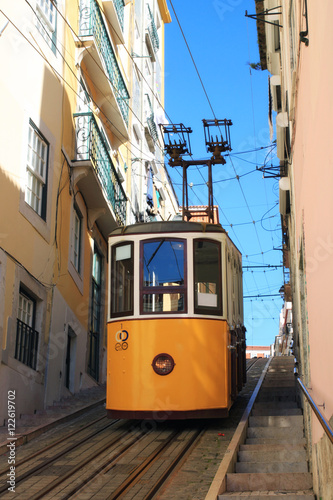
[109,220,227,236]
[109,221,241,255]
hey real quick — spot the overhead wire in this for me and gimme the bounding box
[23,0,173,166]
[246,15,282,313]
[165,1,282,320]
[49,0,189,159]
[47,0,206,208]
[168,0,217,119]
[15,2,280,316]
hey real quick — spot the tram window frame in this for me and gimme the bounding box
[140,238,187,315]
[110,241,134,318]
[193,238,222,316]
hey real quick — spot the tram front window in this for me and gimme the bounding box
[194,239,222,315]
[111,242,134,317]
[141,239,186,313]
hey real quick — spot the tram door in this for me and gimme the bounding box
[230,329,237,400]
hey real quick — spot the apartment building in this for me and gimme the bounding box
[0,0,176,423]
[254,0,333,496]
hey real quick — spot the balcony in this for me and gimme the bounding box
[145,4,159,61]
[79,0,129,139]
[102,0,125,44]
[73,112,127,236]
[144,94,158,151]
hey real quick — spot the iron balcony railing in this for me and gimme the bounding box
[15,319,39,370]
[147,4,159,52]
[113,0,125,31]
[79,0,129,124]
[144,94,158,143]
[147,116,158,143]
[74,112,127,225]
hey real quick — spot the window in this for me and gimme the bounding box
[194,239,222,315]
[144,59,152,77]
[133,125,140,145]
[289,0,296,70]
[15,290,39,370]
[91,249,102,334]
[88,246,103,380]
[18,292,34,327]
[72,205,82,273]
[111,242,134,317]
[36,0,57,54]
[273,20,280,52]
[141,239,186,313]
[25,120,48,220]
[78,78,91,113]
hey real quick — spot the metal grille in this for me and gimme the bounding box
[15,319,39,370]
[79,0,129,124]
[74,112,127,225]
[145,94,158,143]
[113,0,125,30]
[147,4,159,51]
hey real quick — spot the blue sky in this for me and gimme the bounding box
[163,0,284,347]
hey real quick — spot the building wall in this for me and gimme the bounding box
[256,1,333,497]
[246,346,270,358]
[0,0,64,419]
[0,0,176,423]
[290,3,333,496]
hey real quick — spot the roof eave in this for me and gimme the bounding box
[255,0,268,70]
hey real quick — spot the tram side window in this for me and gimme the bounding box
[141,239,186,313]
[111,243,134,317]
[194,239,222,315]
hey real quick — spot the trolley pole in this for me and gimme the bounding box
[159,119,232,223]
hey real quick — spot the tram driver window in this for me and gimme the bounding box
[194,240,222,315]
[141,239,186,313]
[111,243,134,317]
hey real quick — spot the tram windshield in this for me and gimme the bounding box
[194,239,222,315]
[141,239,186,313]
[111,242,134,317]
[143,239,185,286]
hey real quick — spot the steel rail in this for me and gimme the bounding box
[142,428,205,500]
[0,412,107,476]
[30,422,146,500]
[246,357,260,371]
[62,427,152,499]
[0,418,121,495]
[66,427,204,499]
[68,361,263,500]
[107,429,182,499]
[297,377,333,444]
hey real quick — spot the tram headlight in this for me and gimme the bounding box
[152,354,175,375]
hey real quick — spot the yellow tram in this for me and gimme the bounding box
[106,220,246,419]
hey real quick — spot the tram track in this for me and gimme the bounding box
[0,412,108,476]
[0,359,267,499]
[70,426,205,500]
[246,357,260,371]
[0,416,205,499]
[0,417,137,498]
[29,422,151,500]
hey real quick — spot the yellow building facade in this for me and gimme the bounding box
[0,0,175,422]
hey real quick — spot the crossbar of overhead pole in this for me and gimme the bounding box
[243,265,283,269]
[244,294,281,298]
